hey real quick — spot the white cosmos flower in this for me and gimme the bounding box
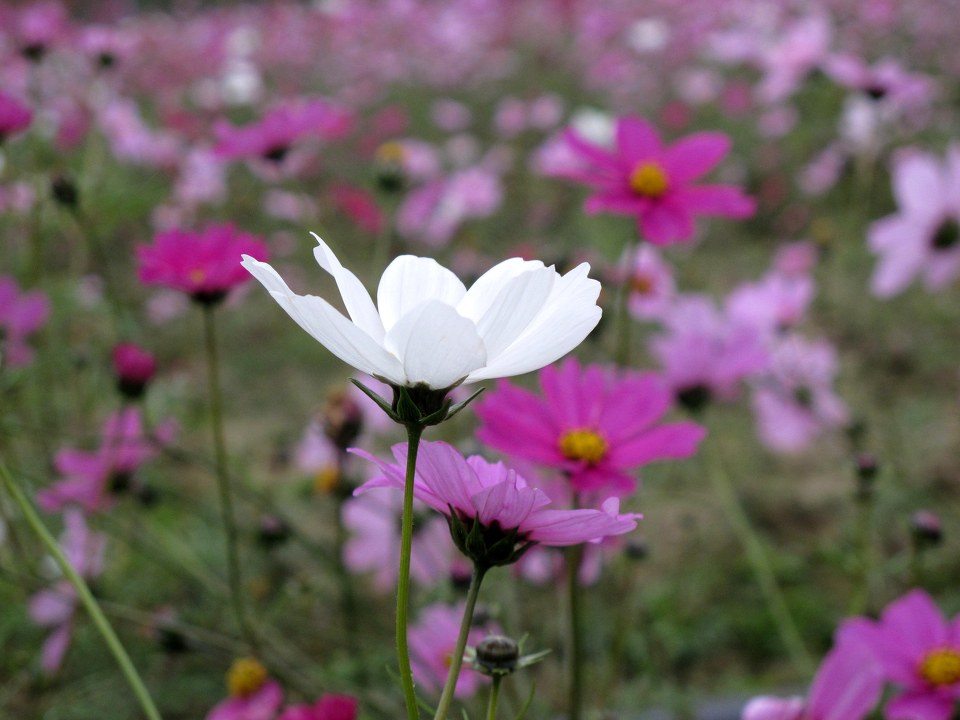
[241,233,602,390]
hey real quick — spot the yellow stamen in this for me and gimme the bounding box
[558,429,608,464]
[188,268,206,285]
[920,648,960,686]
[375,141,406,165]
[313,465,340,494]
[629,161,669,198]
[227,657,267,698]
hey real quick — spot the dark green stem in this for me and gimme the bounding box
[433,565,487,720]
[486,676,503,720]
[398,423,425,720]
[566,544,585,720]
[202,306,257,653]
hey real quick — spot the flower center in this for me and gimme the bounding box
[189,268,207,285]
[313,465,340,494]
[932,219,960,251]
[630,273,655,295]
[558,429,608,464]
[920,648,960,686]
[629,162,669,198]
[375,141,406,165]
[227,657,267,697]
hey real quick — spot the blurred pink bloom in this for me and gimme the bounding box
[15,1,69,58]
[0,182,37,215]
[742,620,882,720]
[341,487,456,592]
[112,343,157,398]
[278,694,358,720]
[727,272,814,336]
[330,185,384,235]
[750,336,847,454]
[476,358,704,496]
[528,94,564,130]
[28,510,106,673]
[0,92,33,142]
[561,116,755,244]
[138,223,269,303]
[494,97,528,138]
[825,54,935,110]
[207,679,284,720]
[868,146,960,297]
[354,440,642,551]
[773,241,818,277]
[98,99,182,167]
[847,590,960,720]
[0,275,50,368]
[409,602,492,698]
[799,144,847,196]
[431,99,472,132]
[756,15,832,104]
[174,148,228,207]
[397,166,503,247]
[214,99,353,163]
[38,408,174,513]
[651,295,769,409]
[623,244,675,320]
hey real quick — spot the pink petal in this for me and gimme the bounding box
[608,422,706,467]
[660,132,731,183]
[615,116,661,163]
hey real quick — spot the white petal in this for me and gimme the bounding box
[311,232,385,342]
[241,256,405,384]
[376,255,466,331]
[472,266,556,358]
[384,300,487,389]
[457,257,545,322]
[466,262,601,382]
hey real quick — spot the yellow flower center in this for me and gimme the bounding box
[629,161,669,198]
[189,268,206,285]
[920,648,960,686]
[227,657,267,698]
[313,465,340,494]
[630,273,655,295]
[375,141,406,165]
[558,429,608,464]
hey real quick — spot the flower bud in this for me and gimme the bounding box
[112,343,157,399]
[257,514,290,549]
[625,538,649,561]
[51,175,78,209]
[911,510,942,548]
[475,635,520,675]
[855,453,878,501]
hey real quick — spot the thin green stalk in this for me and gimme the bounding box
[486,676,503,720]
[202,306,257,653]
[613,243,637,367]
[849,493,875,615]
[0,461,163,720]
[433,565,487,720]
[566,544,585,720]
[707,442,813,674]
[398,423,425,720]
[332,478,365,682]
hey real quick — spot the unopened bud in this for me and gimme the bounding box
[911,510,942,548]
[475,635,520,675]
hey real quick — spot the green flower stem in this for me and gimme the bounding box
[0,461,163,720]
[485,676,503,720]
[707,440,814,674]
[613,243,637,367]
[566,543,585,720]
[202,306,257,653]
[433,564,487,720]
[398,423,425,720]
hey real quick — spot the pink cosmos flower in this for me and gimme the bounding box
[214,99,353,163]
[330,185,384,235]
[750,336,848,454]
[650,295,769,410]
[0,276,50,368]
[342,487,457,592]
[112,343,157,398]
[409,602,493,698]
[137,223,269,304]
[853,589,960,720]
[0,92,33,142]
[825,54,935,110]
[755,15,832,104]
[742,620,883,720]
[560,116,755,245]
[28,510,106,673]
[206,659,284,720]
[726,271,815,337]
[38,408,174,513]
[14,0,69,59]
[868,146,960,297]
[353,440,642,561]
[475,358,705,496]
[622,244,675,320]
[279,694,358,720]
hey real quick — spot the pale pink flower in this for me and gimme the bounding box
[409,602,493,698]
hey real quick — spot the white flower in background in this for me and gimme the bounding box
[242,234,601,390]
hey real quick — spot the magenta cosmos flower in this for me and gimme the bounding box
[137,224,269,304]
[853,590,960,720]
[868,146,960,298]
[37,408,175,513]
[561,116,755,244]
[207,658,284,720]
[742,619,883,720]
[352,440,641,568]
[0,92,33,143]
[0,275,50,368]
[409,602,495,698]
[475,358,705,496]
[279,694,358,720]
[28,510,106,673]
